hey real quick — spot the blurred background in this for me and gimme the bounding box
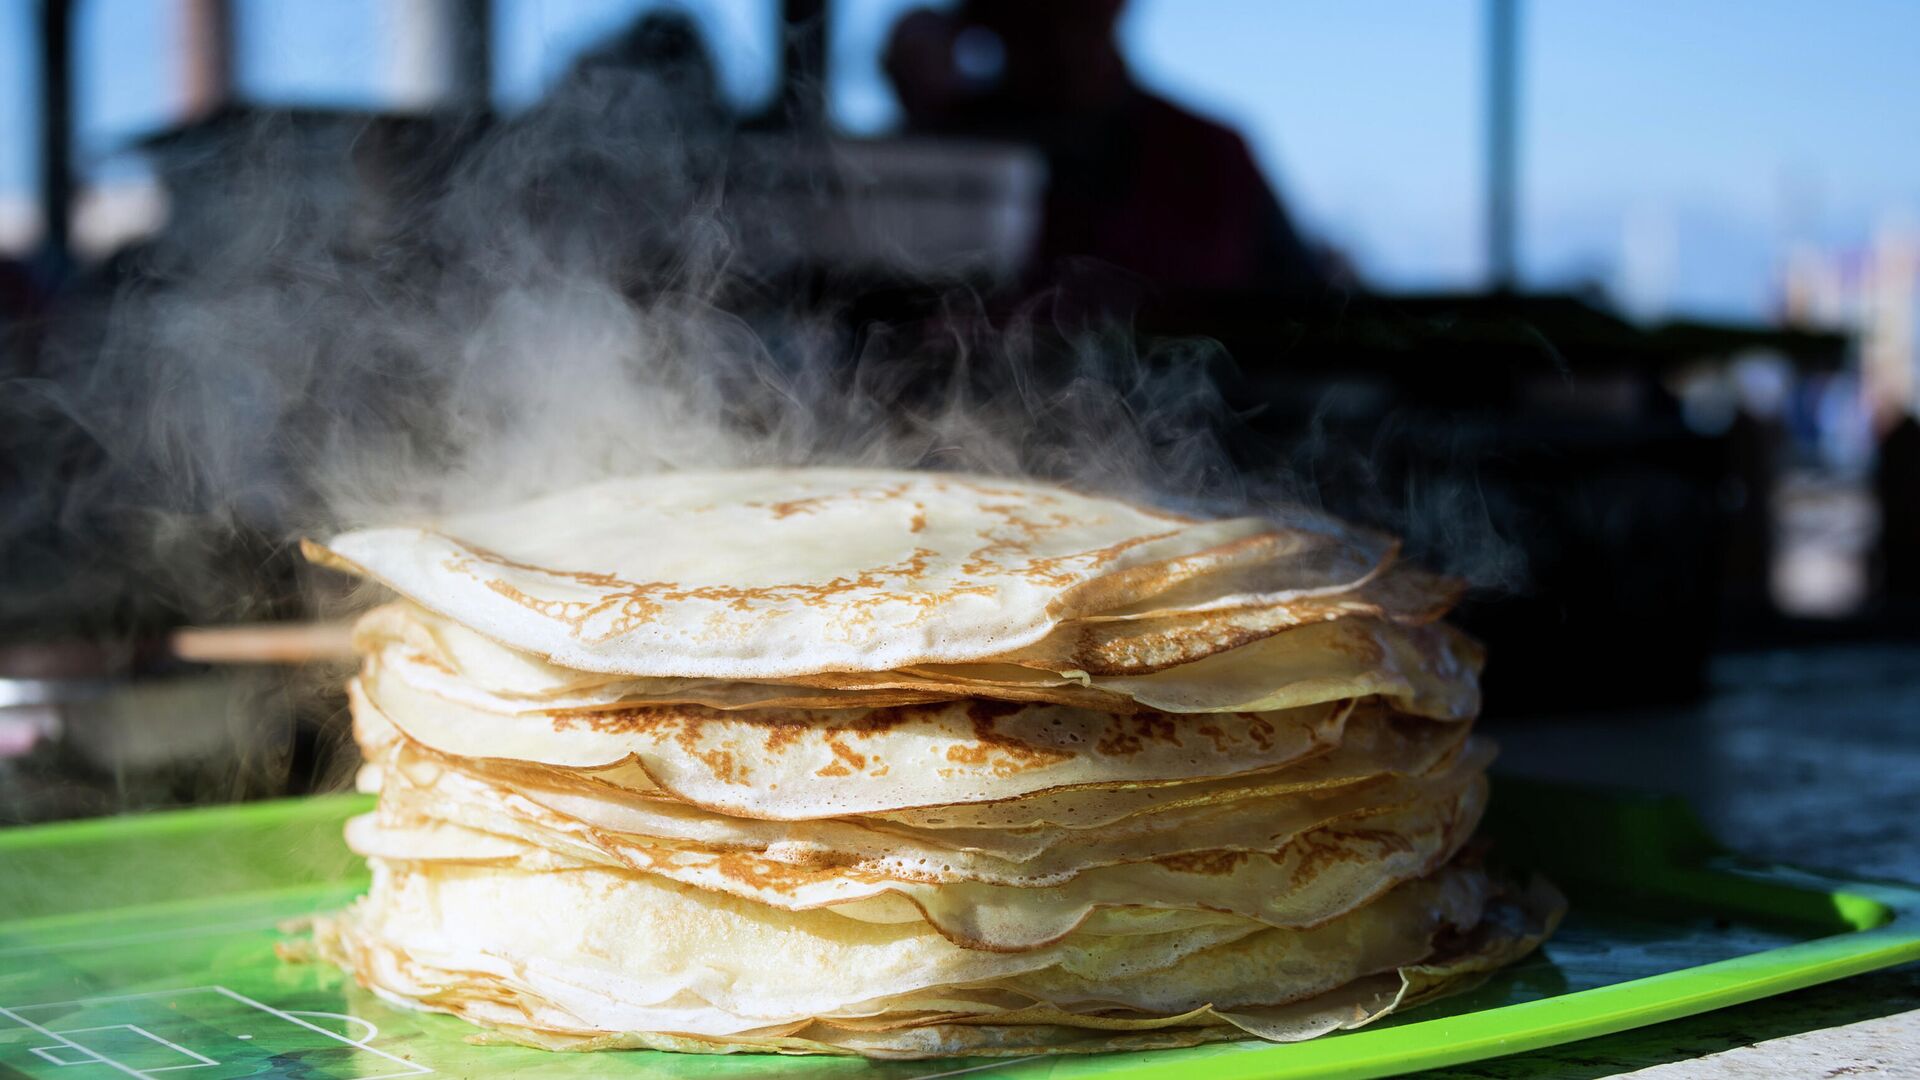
[0,0,1916,826]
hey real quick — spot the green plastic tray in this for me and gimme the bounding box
[3,781,1917,1079]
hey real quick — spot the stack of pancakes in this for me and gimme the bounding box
[304,469,1559,1058]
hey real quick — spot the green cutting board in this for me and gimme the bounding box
[3,781,1917,1079]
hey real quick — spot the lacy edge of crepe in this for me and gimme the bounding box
[292,472,1564,1059]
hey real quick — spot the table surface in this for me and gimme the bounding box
[1430,641,1920,1078]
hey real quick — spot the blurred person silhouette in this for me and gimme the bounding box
[884,0,1332,295]
[500,9,734,292]
[561,9,728,130]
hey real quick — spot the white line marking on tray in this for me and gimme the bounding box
[0,1005,150,1078]
[29,1042,97,1067]
[210,986,430,1077]
[7,985,430,1078]
[48,1024,219,1070]
[287,1010,379,1044]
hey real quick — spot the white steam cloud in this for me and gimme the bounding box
[4,43,1518,637]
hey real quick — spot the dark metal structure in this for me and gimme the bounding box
[449,0,494,107]
[779,0,827,123]
[1485,0,1520,290]
[36,0,74,268]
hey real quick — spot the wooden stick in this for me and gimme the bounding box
[171,621,356,665]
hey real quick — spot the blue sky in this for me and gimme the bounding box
[1122,0,1920,315]
[2,0,1917,319]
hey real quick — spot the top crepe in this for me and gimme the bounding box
[304,469,1384,679]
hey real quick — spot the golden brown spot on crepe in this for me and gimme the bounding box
[762,723,804,753]
[767,497,823,519]
[908,506,927,533]
[1071,619,1291,676]
[558,703,926,785]
[827,739,867,771]
[838,707,919,737]
[712,853,843,889]
[692,747,746,785]
[1194,722,1235,754]
[705,849,956,890]
[404,649,459,676]
[599,834,673,873]
[540,705,750,785]
[955,499,1183,586]
[746,483,914,521]
[942,703,1073,776]
[467,573,645,629]
[953,480,1065,504]
[1286,824,1418,890]
[441,536,990,642]
[1021,529,1183,586]
[968,503,1177,585]
[1155,850,1252,875]
[1095,711,1184,757]
[548,707,678,735]
[743,705,918,763]
[814,738,870,778]
[1245,713,1277,752]
[959,504,1068,578]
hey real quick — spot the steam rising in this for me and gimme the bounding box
[5,49,1516,638]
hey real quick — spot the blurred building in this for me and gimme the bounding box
[1783,221,1920,427]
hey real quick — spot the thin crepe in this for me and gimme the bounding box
[356,596,1482,723]
[348,773,1487,949]
[364,713,1481,865]
[307,469,1360,678]
[353,665,1364,818]
[312,861,1500,1036]
[307,871,1562,1058]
